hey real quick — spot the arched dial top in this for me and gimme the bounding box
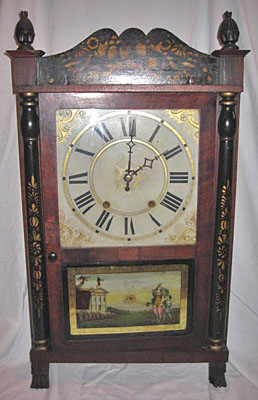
[37,27,219,86]
[57,109,199,248]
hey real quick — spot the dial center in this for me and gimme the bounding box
[89,138,168,216]
[124,173,133,183]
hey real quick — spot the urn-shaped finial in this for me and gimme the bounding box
[15,11,35,50]
[218,11,240,49]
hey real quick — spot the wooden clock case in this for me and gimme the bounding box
[7,11,249,388]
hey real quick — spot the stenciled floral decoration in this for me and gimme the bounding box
[216,180,231,313]
[27,175,44,319]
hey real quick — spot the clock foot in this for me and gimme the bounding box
[209,362,227,387]
[31,362,49,389]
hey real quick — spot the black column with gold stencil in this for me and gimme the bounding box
[20,92,50,388]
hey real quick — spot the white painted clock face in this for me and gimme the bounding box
[56,109,199,248]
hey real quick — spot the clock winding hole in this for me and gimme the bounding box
[102,201,111,209]
[148,200,156,208]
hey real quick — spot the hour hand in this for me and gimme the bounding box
[130,152,164,177]
[124,151,163,192]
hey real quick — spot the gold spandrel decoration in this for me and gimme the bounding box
[59,210,92,247]
[216,180,231,313]
[56,109,88,144]
[165,109,199,142]
[165,212,196,244]
[27,175,44,319]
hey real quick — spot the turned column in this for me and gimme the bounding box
[208,91,237,386]
[20,92,50,354]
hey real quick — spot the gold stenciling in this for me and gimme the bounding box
[216,180,231,313]
[27,175,44,319]
[59,211,92,246]
[165,109,199,142]
[67,264,188,335]
[183,212,197,242]
[165,211,196,244]
[165,109,199,128]
[56,109,87,144]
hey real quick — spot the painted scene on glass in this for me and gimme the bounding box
[68,264,188,335]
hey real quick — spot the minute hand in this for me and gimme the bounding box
[124,134,136,192]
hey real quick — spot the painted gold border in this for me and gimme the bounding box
[67,264,188,335]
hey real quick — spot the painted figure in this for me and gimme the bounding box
[147,283,170,322]
[162,295,173,321]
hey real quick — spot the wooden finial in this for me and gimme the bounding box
[15,11,35,50]
[218,11,240,49]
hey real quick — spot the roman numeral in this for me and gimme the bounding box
[169,171,189,184]
[74,191,95,214]
[75,148,95,157]
[95,210,113,231]
[120,116,136,136]
[148,124,161,143]
[161,191,183,212]
[163,145,182,160]
[68,172,88,184]
[124,217,135,235]
[94,122,113,143]
[148,213,161,227]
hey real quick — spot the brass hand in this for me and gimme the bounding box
[130,151,164,177]
[124,150,165,192]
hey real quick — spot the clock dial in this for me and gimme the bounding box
[57,109,199,247]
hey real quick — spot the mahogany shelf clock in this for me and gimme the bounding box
[7,11,249,388]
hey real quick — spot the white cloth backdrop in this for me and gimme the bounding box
[0,0,258,399]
